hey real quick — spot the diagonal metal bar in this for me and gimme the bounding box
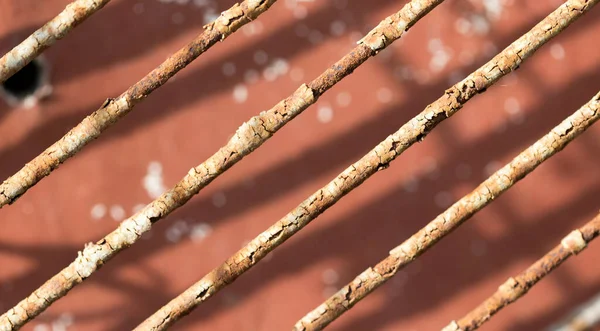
[0,0,278,208]
[136,1,598,330]
[296,89,600,331]
[548,292,600,331]
[0,0,444,329]
[444,212,600,331]
[0,0,111,84]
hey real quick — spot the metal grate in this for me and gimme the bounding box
[0,0,598,330]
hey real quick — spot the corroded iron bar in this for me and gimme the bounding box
[0,0,278,208]
[138,1,598,330]
[0,0,111,84]
[0,0,444,329]
[444,212,600,331]
[297,89,600,331]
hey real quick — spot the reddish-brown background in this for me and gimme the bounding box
[1,0,600,330]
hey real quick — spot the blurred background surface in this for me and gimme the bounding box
[0,0,600,330]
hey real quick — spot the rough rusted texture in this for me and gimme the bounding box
[136,1,598,330]
[0,0,111,84]
[0,1,443,329]
[0,0,278,208]
[548,293,600,331]
[296,88,600,331]
[122,1,449,330]
[444,213,600,331]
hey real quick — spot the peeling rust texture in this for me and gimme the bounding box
[290,1,599,329]
[295,87,600,331]
[452,213,600,331]
[547,292,600,331]
[0,0,443,329]
[0,0,111,84]
[137,0,598,329]
[132,1,448,330]
[0,0,278,209]
[0,1,281,329]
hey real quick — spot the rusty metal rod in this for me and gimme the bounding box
[547,292,600,331]
[0,0,282,329]
[137,1,598,330]
[0,0,112,84]
[296,89,600,331]
[0,0,279,208]
[444,212,600,331]
[0,0,444,329]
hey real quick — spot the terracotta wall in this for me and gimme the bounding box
[1,0,599,330]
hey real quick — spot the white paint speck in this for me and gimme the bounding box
[23,96,37,109]
[430,49,451,72]
[455,18,472,35]
[110,205,126,221]
[308,30,324,44]
[336,92,352,107]
[330,20,346,37]
[52,313,74,331]
[33,325,50,331]
[263,66,278,82]
[428,38,443,53]
[222,62,236,77]
[272,58,289,76]
[484,161,503,177]
[293,6,308,19]
[471,14,490,35]
[190,223,213,242]
[143,161,167,199]
[242,21,264,36]
[482,0,504,20]
[377,87,393,103]
[173,220,189,233]
[505,97,524,124]
[203,9,219,25]
[212,192,227,208]
[165,226,182,243]
[317,104,333,123]
[322,269,339,285]
[244,69,260,84]
[253,50,268,65]
[394,66,413,81]
[90,203,107,220]
[504,97,520,114]
[284,0,298,10]
[423,157,440,179]
[233,84,248,103]
[550,43,565,60]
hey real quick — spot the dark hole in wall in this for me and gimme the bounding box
[2,59,45,101]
